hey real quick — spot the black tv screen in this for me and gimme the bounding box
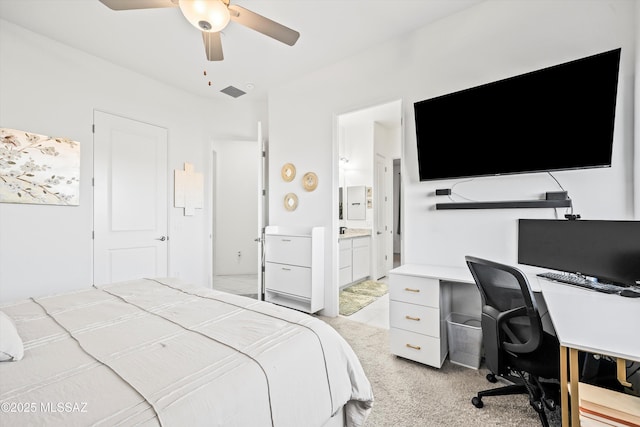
[414,48,621,181]
[518,219,640,287]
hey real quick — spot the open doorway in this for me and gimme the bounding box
[210,133,265,299]
[336,100,402,321]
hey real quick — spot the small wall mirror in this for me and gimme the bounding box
[347,186,366,220]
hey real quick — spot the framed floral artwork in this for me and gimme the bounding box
[0,128,80,205]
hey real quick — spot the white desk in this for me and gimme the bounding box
[388,263,543,291]
[388,264,544,368]
[389,264,474,285]
[388,265,467,367]
[389,264,640,425]
[539,279,640,426]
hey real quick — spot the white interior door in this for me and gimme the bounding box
[375,153,389,279]
[93,111,168,285]
[257,122,266,299]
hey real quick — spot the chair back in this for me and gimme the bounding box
[465,256,544,374]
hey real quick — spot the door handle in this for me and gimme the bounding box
[377,231,383,235]
[156,236,167,241]
[254,237,261,242]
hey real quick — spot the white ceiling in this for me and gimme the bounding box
[0,0,482,103]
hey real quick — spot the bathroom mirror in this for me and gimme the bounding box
[347,186,366,220]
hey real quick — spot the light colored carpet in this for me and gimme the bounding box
[340,280,388,316]
[318,315,560,427]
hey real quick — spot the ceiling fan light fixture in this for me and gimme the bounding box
[179,0,230,32]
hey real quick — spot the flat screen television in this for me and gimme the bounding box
[414,48,621,181]
[518,219,640,287]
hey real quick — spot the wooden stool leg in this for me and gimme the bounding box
[560,346,569,426]
[569,348,580,426]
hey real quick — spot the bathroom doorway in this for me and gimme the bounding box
[337,100,403,282]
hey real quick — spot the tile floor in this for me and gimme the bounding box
[212,274,390,329]
[339,277,389,329]
[212,274,259,297]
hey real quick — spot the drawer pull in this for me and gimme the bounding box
[281,267,291,271]
[404,288,420,293]
[405,315,421,321]
[281,239,292,242]
[406,343,421,350]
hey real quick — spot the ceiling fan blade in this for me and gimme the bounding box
[98,0,178,11]
[228,4,300,46]
[203,32,224,61]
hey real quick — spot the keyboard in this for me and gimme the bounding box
[537,271,627,294]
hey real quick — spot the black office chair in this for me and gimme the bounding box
[465,256,560,427]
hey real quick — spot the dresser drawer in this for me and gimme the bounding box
[389,274,440,307]
[390,328,445,368]
[389,301,440,337]
[265,262,311,298]
[265,235,312,267]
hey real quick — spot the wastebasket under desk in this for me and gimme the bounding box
[446,312,482,369]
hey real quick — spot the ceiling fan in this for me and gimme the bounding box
[98,0,300,61]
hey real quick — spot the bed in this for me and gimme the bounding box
[0,278,373,426]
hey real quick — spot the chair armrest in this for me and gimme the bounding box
[498,306,542,354]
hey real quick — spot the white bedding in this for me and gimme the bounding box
[0,278,373,426]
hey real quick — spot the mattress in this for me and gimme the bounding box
[0,278,373,426]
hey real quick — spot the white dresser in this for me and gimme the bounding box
[264,226,325,313]
[389,264,454,368]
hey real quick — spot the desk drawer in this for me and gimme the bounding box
[390,328,445,368]
[389,274,440,307]
[265,262,311,298]
[265,235,311,267]
[389,301,440,337]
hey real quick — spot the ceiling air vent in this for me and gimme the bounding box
[220,86,246,98]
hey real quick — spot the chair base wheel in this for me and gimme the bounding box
[543,398,556,411]
[487,373,497,383]
[472,397,484,408]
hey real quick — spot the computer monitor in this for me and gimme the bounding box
[518,219,640,287]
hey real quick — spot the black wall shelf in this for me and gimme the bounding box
[436,199,572,210]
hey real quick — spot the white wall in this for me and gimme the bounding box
[636,2,640,217]
[340,121,373,228]
[268,0,638,316]
[0,20,264,302]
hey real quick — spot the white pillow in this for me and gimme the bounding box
[0,311,24,361]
